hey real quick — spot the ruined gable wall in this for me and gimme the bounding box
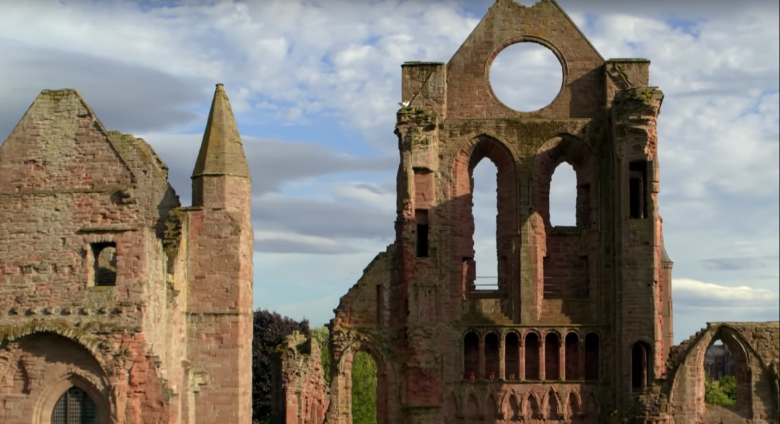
[0,90,182,423]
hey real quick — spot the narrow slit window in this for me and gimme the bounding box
[92,242,117,287]
[376,285,383,327]
[415,209,429,258]
[629,161,648,219]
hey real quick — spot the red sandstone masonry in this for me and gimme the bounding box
[0,84,253,423]
[278,1,779,424]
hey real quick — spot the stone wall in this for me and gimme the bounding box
[272,332,330,424]
[0,84,254,423]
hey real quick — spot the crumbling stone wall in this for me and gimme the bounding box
[658,322,779,424]
[272,331,330,424]
[0,84,254,423]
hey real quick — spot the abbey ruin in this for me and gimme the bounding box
[0,1,777,424]
[273,1,780,424]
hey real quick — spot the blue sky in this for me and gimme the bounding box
[0,0,778,343]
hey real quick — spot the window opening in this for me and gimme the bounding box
[505,332,520,380]
[564,333,579,380]
[415,209,429,258]
[629,161,648,219]
[463,332,479,379]
[91,242,116,287]
[472,160,498,291]
[525,333,540,380]
[51,386,98,424]
[485,333,500,380]
[549,162,577,227]
[351,351,378,424]
[545,333,560,380]
[704,339,737,406]
[631,342,650,390]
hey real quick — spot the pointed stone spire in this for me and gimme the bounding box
[192,83,250,180]
[661,238,673,265]
[191,84,251,209]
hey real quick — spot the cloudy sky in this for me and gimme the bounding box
[1,0,777,342]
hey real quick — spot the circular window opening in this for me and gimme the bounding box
[489,43,564,112]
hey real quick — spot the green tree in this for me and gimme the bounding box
[351,351,378,424]
[719,374,737,402]
[704,374,737,406]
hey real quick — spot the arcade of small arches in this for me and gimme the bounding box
[447,384,598,422]
[461,329,600,382]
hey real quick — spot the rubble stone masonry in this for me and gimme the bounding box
[0,84,254,423]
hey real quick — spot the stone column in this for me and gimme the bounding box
[559,337,566,381]
[519,340,526,381]
[539,336,546,381]
[579,339,586,380]
[498,333,506,380]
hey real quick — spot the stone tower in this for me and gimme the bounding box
[0,84,253,423]
[324,0,668,422]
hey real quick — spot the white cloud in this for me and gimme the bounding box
[673,278,779,308]
[0,0,777,339]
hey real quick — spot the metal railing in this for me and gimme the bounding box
[473,276,498,291]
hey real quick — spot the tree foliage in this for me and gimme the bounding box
[252,309,310,422]
[705,374,737,406]
[351,351,378,424]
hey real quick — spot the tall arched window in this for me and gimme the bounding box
[545,333,560,380]
[564,333,579,381]
[464,332,480,379]
[485,333,500,379]
[525,333,540,380]
[452,136,518,299]
[51,386,98,424]
[631,341,652,391]
[549,163,577,227]
[505,332,520,380]
[472,160,499,291]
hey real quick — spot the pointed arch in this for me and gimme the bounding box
[506,392,522,421]
[525,331,541,380]
[444,391,460,422]
[584,392,598,418]
[465,391,480,419]
[533,134,596,301]
[567,391,582,419]
[548,388,561,419]
[485,393,499,420]
[526,392,541,420]
[33,372,111,424]
[451,134,519,299]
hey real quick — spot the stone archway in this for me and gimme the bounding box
[667,324,779,424]
[325,330,398,424]
[0,331,113,424]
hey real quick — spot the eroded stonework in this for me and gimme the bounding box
[0,84,254,423]
[275,1,780,424]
